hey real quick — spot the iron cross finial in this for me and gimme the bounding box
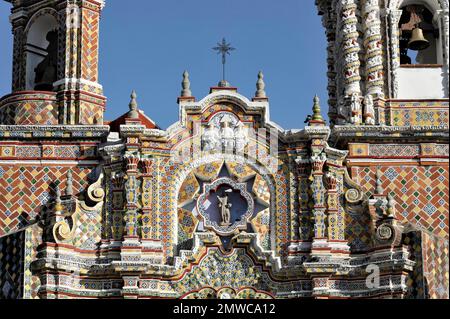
[213,38,235,84]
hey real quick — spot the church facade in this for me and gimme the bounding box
[0,0,448,299]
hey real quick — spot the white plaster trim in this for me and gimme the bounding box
[54,78,103,90]
[328,241,351,252]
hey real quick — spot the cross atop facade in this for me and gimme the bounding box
[212,38,235,87]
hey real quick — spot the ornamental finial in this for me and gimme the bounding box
[312,95,324,121]
[128,90,139,119]
[255,71,266,98]
[54,184,64,212]
[387,194,396,217]
[376,168,384,195]
[181,70,192,97]
[66,170,73,197]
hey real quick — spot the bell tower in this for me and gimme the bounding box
[316,0,449,299]
[0,0,106,125]
[316,0,449,126]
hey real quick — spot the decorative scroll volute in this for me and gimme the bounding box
[53,173,105,244]
[84,173,105,207]
[371,194,403,247]
[345,188,364,204]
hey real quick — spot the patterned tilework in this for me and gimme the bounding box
[0,231,24,299]
[194,161,223,181]
[386,101,449,127]
[251,209,271,250]
[422,233,449,299]
[370,144,420,157]
[298,176,312,241]
[80,7,100,82]
[354,166,449,238]
[0,166,94,236]
[177,172,200,206]
[344,204,373,252]
[73,209,103,250]
[275,160,290,259]
[166,248,308,298]
[335,174,346,241]
[226,162,256,181]
[0,144,97,160]
[390,109,449,127]
[177,208,199,250]
[79,103,104,125]
[11,26,25,91]
[252,174,270,206]
[435,144,449,157]
[158,158,179,258]
[171,248,264,292]
[23,226,42,299]
[404,231,426,299]
[0,94,58,125]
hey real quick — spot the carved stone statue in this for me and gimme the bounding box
[202,122,220,151]
[34,30,58,91]
[221,119,235,151]
[363,94,376,125]
[234,122,248,152]
[350,93,361,124]
[337,99,348,124]
[218,192,232,226]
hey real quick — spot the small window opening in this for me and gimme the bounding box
[33,30,58,91]
[25,13,59,91]
[399,4,439,65]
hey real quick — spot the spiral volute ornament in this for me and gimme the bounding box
[376,224,394,241]
[345,188,363,203]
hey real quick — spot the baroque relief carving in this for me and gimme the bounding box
[202,112,249,152]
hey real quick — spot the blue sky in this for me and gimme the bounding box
[0,0,328,130]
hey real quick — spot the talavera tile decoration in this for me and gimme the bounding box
[0,0,448,299]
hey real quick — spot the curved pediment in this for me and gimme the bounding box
[170,88,285,137]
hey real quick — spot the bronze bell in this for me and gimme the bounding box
[408,27,430,51]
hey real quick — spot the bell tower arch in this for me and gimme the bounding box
[1,0,106,125]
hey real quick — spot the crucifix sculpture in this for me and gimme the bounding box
[213,38,235,87]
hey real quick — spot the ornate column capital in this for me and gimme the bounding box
[311,153,327,174]
[140,158,153,176]
[125,155,140,172]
